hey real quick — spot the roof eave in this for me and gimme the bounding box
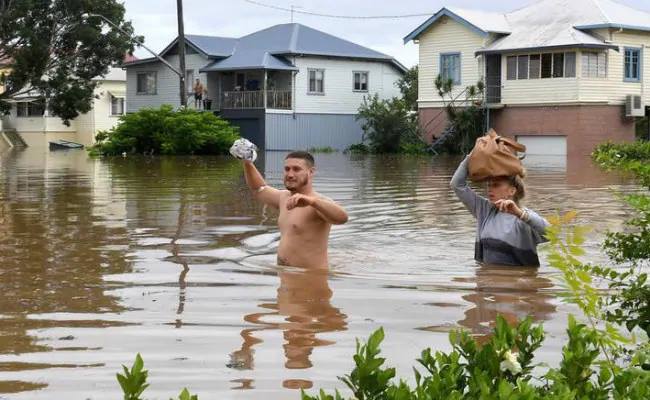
[575,23,650,33]
[475,43,619,56]
[275,51,406,72]
[120,57,159,68]
[199,65,299,73]
[403,7,494,44]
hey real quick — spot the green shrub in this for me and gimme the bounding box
[91,105,239,156]
[356,94,426,154]
[301,315,650,400]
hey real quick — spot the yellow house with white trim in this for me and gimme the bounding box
[404,0,648,157]
[1,67,126,150]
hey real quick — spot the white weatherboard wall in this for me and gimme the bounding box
[416,15,486,107]
[126,53,208,112]
[579,31,650,105]
[292,56,402,114]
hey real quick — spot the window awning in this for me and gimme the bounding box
[108,90,125,98]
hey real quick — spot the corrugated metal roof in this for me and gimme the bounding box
[201,51,297,72]
[200,23,406,72]
[405,0,650,53]
[185,34,238,57]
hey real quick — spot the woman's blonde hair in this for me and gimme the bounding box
[507,173,526,204]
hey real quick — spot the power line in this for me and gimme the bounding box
[242,0,432,20]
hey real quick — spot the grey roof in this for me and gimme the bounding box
[404,0,650,53]
[202,23,406,72]
[122,23,406,73]
[185,34,238,57]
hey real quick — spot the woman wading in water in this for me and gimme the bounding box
[451,156,549,266]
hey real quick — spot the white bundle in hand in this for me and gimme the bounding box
[229,138,258,162]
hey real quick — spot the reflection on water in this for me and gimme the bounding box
[229,267,346,376]
[455,266,556,342]
[0,147,641,399]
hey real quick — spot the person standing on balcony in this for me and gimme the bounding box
[230,141,348,269]
[193,78,204,109]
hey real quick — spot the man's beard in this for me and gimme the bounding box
[284,176,308,192]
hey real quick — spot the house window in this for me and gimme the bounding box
[353,71,368,91]
[541,53,553,78]
[564,52,576,77]
[440,53,461,84]
[235,72,245,90]
[552,53,564,77]
[111,95,125,116]
[308,69,324,94]
[136,72,157,94]
[506,56,517,80]
[16,101,44,117]
[582,52,607,78]
[624,48,641,82]
[185,69,194,93]
[529,54,541,79]
[517,55,529,79]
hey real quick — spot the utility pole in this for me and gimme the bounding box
[177,0,187,107]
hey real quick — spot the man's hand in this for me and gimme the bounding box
[286,193,316,210]
[493,199,523,218]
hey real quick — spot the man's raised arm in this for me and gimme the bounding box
[243,160,282,209]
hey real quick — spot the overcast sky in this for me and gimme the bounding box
[123,0,650,68]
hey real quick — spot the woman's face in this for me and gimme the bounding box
[486,178,516,203]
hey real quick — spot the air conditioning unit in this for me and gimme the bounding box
[625,95,645,117]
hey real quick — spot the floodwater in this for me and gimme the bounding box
[0,148,641,399]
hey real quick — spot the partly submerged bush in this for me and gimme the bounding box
[91,105,239,156]
[301,315,649,400]
[356,94,426,154]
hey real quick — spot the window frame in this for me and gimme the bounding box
[110,95,125,117]
[136,71,157,95]
[581,51,607,79]
[185,69,194,94]
[440,52,461,85]
[352,71,369,92]
[307,68,325,95]
[623,47,642,82]
[16,101,45,117]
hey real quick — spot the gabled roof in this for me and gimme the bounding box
[404,0,650,54]
[403,7,511,43]
[123,23,406,73]
[202,23,406,72]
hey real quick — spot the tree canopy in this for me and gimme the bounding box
[0,0,139,123]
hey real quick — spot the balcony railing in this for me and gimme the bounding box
[221,90,292,110]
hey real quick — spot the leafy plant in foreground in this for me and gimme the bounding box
[116,353,149,400]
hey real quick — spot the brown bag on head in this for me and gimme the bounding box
[468,129,526,182]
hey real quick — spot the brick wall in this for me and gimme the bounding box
[418,107,450,143]
[490,105,635,157]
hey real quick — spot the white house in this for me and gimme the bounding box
[1,67,126,150]
[123,23,406,151]
[404,0,649,157]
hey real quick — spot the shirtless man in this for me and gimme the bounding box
[241,151,348,269]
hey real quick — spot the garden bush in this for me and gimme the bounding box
[91,105,239,156]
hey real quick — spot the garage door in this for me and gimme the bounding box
[516,135,566,156]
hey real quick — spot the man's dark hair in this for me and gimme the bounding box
[285,151,315,167]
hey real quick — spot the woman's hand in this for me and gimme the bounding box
[493,199,523,218]
[286,193,316,210]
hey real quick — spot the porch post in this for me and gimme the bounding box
[263,69,268,109]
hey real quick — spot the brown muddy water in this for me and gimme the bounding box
[0,148,641,399]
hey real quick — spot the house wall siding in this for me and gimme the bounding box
[292,56,402,114]
[416,15,485,106]
[579,31,649,105]
[265,112,363,151]
[126,53,208,112]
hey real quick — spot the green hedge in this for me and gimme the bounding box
[91,105,240,156]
